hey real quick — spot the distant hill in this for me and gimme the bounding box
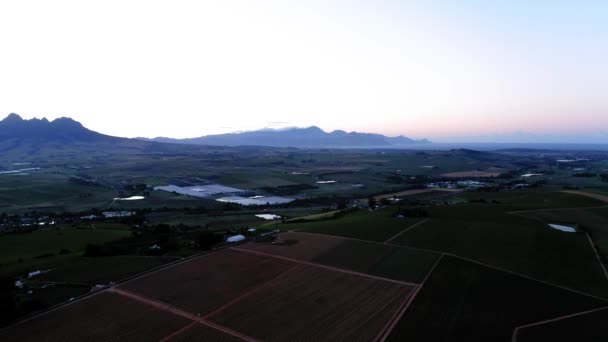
[0,113,123,143]
[140,126,430,148]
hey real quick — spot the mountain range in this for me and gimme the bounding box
[0,114,429,149]
[141,126,430,147]
[0,113,122,143]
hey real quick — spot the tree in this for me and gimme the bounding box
[368,196,377,209]
[197,231,222,250]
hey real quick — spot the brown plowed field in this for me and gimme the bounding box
[238,232,343,261]
[0,292,190,342]
[120,249,295,316]
[441,170,501,178]
[164,322,244,342]
[208,264,414,341]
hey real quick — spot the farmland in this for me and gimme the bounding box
[314,238,441,283]
[242,232,440,283]
[3,145,608,338]
[120,249,296,316]
[279,207,425,242]
[0,292,191,341]
[386,256,607,342]
[165,323,244,342]
[391,196,608,297]
[37,255,178,284]
[238,232,343,261]
[516,307,608,342]
[208,264,413,341]
[440,170,501,178]
[0,227,131,277]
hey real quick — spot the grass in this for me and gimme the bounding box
[37,255,178,284]
[0,227,131,276]
[387,256,607,342]
[281,207,423,242]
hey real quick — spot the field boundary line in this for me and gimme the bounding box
[447,254,608,302]
[159,321,198,342]
[278,231,608,301]
[508,204,608,215]
[202,265,298,320]
[375,253,445,342]
[511,305,608,342]
[560,190,608,203]
[109,288,259,342]
[291,230,442,255]
[585,232,608,281]
[231,247,418,286]
[0,242,250,333]
[384,218,430,244]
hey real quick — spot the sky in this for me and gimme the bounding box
[0,0,607,143]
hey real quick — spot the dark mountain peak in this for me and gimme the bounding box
[302,126,324,133]
[143,125,430,148]
[51,117,85,128]
[3,113,24,122]
[0,113,122,144]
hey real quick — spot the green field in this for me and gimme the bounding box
[517,307,608,342]
[454,190,605,210]
[37,255,178,284]
[0,173,116,213]
[311,239,440,283]
[392,194,608,297]
[280,207,423,242]
[369,246,441,283]
[387,256,607,342]
[518,207,608,268]
[0,228,131,276]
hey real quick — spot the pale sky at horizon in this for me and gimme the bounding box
[1,0,607,142]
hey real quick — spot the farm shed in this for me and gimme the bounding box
[227,235,246,243]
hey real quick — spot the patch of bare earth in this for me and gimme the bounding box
[120,248,295,316]
[440,171,501,178]
[208,264,414,341]
[239,232,343,261]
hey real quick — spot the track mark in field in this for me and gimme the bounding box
[293,230,442,255]
[511,306,608,342]
[585,232,608,281]
[281,231,608,301]
[230,246,418,286]
[159,321,198,342]
[448,254,608,302]
[384,218,430,244]
[201,267,297,320]
[108,288,259,342]
[560,190,608,203]
[375,253,445,342]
